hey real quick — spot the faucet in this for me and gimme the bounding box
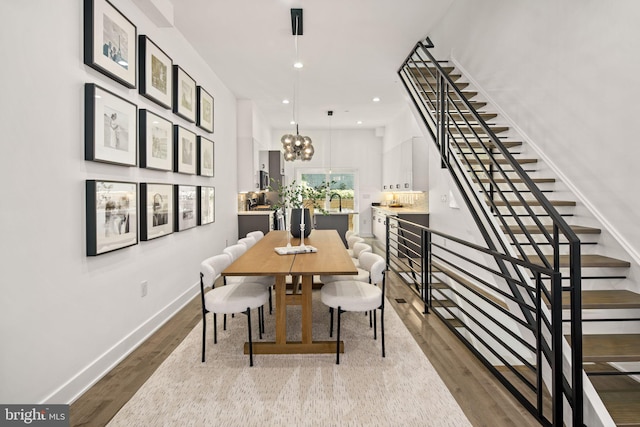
[330,193,342,212]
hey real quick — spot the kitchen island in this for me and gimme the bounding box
[314,211,356,247]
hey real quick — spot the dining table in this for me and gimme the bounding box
[222,229,358,354]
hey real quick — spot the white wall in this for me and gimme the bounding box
[429,0,640,259]
[273,128,382,236]
[382,105,423,152]
[0,0,238,403]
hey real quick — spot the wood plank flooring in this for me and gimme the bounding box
[70,259,542,427]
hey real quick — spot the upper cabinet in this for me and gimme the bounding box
[382,137,428,192]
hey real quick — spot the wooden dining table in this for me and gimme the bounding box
[222,229,357,354]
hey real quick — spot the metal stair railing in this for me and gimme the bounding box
[397,38,583,426]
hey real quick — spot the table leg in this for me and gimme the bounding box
[275,275,287,345]
[301,275,313,344]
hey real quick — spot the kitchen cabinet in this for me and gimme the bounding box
[268,150,285,189]
[382,137,428,192]
[238,212,274,239]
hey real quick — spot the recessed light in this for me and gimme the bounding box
[357,121,363,125]
[293,61,303,69]
[290,120,296,125]
[372,97,381,102]
[282,99,290,104]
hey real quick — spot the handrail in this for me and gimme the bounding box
[397,38,584,426]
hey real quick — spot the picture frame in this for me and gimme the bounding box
[86,180,137,256]
[198,186,215,225]
[139,35,173,109]
[172,65,196,122]
[196,86,214,133]
[197,136,214,177]
[85,83,137,166]
[175,185,197,231]
[140,183,174,241]
[84,0,137,88]
[139,109,173,171]
[174,125,197,174]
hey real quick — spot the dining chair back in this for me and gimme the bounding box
[238,236,257,249]
[223,242,274,313]
[351,242,372,267]
[320,252,386,364]
[246,230,265,241]
[200,253,268,366]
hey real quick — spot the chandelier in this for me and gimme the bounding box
[281,126,314,161]
[280,8,314,162]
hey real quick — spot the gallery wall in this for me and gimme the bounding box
[0,0,239,403]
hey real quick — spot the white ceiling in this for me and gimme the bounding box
[172,0,452,130]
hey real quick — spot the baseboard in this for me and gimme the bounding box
[44,283,199,404]
[450,56,640,267]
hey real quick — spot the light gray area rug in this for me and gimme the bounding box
[108,292,471,426]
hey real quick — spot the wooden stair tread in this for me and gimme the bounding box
[448,125,508,134]
[579,334,640,362]
[464,157,538,165]
[492,199,576,207]
[502,225,601,235]
[432,298,457,308]
[525,254,631,268]
[563,290,640,309]
[475,177,555,184]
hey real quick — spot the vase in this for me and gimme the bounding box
[289,208,311,238]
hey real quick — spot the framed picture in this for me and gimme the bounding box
[139,109,172,171]
[139,35,172,109]
[196,86,214,133]
[85,83,137,166]
[83,0,137,88]
[172,65,196,122]
[198,186,215,225]
[86,180,137,256]
[140,183,174,241]
[197,136,214,177]
[174,125,196,174]
[175,185,197,231]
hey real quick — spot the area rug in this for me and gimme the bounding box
[108,292,471,426]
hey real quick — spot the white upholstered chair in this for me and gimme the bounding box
[237,236,257,249]
[200,253,269,366]
[320,252,387,364]
[351,242,372,267]
[345,230,357,241]
[246,230,265,241]
[346,235,365,256]
[223,243,275,314]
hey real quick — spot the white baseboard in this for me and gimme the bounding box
[44,283,199,404]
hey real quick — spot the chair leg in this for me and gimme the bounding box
[223,314,227,330]
[336,307,342,365]
[381,307,385,358]
[369,310,373,328]
[268,287,273,315]
[329,307,334,337]
[258,306,263,339]
[247,308,254,367]
[373,310,377,340]
[201,314,207,363]
[213,313,218,344]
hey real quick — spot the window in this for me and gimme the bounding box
[298,170,357,211]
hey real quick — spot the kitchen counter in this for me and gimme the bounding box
[372,206,428,216]
[238,211,275,215]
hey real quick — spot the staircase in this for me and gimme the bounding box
[398,39,640,426]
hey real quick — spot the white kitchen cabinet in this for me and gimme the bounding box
[382,137,428,192]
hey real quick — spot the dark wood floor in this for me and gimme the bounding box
[70,255,542,427]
